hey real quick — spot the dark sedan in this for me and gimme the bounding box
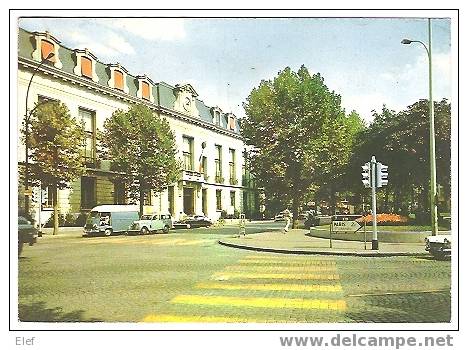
[18,216,38,255]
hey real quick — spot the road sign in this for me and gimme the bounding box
[332,220,361,232]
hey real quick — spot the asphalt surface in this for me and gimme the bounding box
[18,221,451,324]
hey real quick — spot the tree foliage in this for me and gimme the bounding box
[25,101,86,234]
[100,104,181,216]
[242,65,358,224]
[348,99,451,218]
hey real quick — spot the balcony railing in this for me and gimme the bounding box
[181,169,204,183]
[215,175,225,184]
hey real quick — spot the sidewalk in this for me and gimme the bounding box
[218,229,429,257]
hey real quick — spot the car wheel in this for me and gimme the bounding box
[140,227,149,235]
[104,228,112,236]
[186,223,191,229]
[163,225,169,234]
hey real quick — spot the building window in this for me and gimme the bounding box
[114,70,124,90]
[79,108,96,166]
[215,111,221,126]
[81,176,96,209]
[216,190,222,211]
[114,181,126,204]
[215,145,223,183]
[229,149,236,185]
[182,136,194,171]
[81,56,92,78]
[41,185,54,209]
[41,40,55,62]
[230,191,236,207]
[200,156,207,177]
[142,81,150,100]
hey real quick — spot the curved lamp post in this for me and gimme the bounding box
[401,18,438,236]
[24,52,55,216]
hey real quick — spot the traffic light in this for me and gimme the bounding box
[361,162,371,188]
[376,162,388,188]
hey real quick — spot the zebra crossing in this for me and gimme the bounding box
[143,253,347,323]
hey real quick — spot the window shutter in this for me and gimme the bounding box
[41,40,55,62]
[114,70,124,90]
[142,81,150,100]
[81,56,92,78]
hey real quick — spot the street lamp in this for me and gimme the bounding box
[24,52,55,217]
[401,18,438,236]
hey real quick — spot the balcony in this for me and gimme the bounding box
[215,175,225,184]
[229,178,238,186]
[181,169,204,183]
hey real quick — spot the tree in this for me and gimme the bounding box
[242,65,352,227]
[100,104,181,216]
[347,99,451,220]
[25,101,86,235]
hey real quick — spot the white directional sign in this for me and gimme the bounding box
[332,220,361,232]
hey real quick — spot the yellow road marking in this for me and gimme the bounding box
[238,259,336,265]
[142,314,285,323]
[347,289,451,297]
[212,272,340,280]
[224,265,336,272]
[171,295,346,311]
[196,282,343,292]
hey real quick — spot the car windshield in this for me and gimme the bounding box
[88,211,99,218]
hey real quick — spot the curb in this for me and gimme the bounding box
[218,240,430,257]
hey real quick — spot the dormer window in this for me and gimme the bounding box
[41,40,55,62]
[136,75,154,103]
[32,31,62,69]
[108,63,129,93]
[211,106,223,126]
[73,49,98,82]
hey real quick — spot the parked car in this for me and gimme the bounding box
[425,235,451,260]
[127,213,172,235]
[83,205,140,237]
[18,216,38,255]
[181,215,213,228]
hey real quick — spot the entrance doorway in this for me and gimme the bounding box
[183,187,195,215]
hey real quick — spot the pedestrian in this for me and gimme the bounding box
[283,209,291,233]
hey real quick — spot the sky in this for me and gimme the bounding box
[18,16,452,123]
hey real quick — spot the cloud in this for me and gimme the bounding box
[61,29,136,58]
[102,18,186,41]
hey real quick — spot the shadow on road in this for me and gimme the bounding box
[19,301,103,322]
[345,290,451,323]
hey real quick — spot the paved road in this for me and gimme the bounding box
[18,222,451,323]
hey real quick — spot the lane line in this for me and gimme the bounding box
[171,295,347,311]
[196,282,343,292]
[142,314,266,323]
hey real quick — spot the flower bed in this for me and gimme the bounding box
[356,213,410,226]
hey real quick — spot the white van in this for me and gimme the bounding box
[83,205,140,237]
